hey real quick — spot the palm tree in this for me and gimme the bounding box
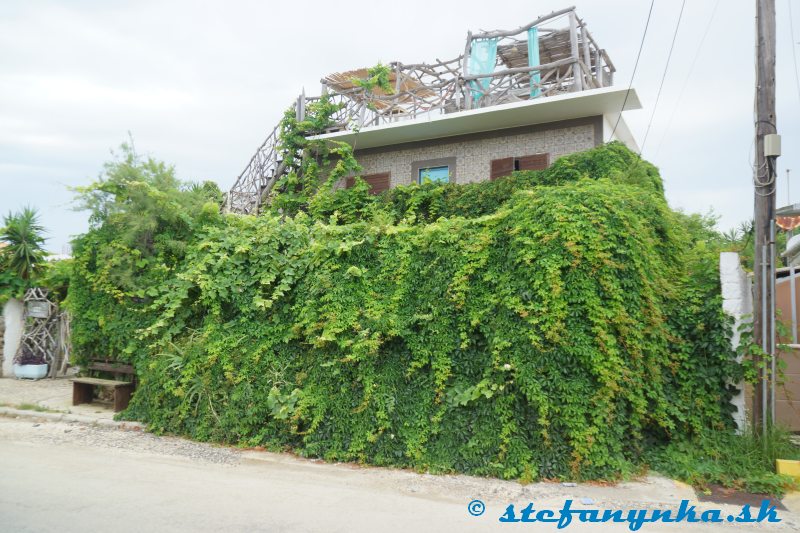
[1,207,46,282]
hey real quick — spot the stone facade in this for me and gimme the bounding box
[353,117,600,187]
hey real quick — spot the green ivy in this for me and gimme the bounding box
[352,63,394,96]
[69,141,739,482]
[268,95,361,216]
[308,142,663,226]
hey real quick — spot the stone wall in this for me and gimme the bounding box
[354,119,598,187]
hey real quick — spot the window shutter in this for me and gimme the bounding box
[490,157,514,181]
[363,172,391,195]
[347,172,391,195]
[517,153,550,171]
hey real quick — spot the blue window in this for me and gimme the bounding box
[418,165,450,184]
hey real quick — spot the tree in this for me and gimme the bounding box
[71,140,222,293]
[67,140,223,361]
[1,207,46,281]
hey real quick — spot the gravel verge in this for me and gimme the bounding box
[0,415,240,465]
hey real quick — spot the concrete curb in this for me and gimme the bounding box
[0,406,144,430]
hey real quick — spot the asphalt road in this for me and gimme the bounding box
[0,417,797,532]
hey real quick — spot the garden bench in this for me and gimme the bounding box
[71,360,136,412]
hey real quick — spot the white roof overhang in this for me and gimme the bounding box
[309,86,641,151]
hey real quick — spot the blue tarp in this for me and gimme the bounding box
[528,27,541,98]
[468,38,498,103]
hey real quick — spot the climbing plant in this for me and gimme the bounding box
[66,131,742,484]
[352,63,394,94]
[268,95,361,216]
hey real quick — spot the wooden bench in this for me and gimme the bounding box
[71,360,136,412]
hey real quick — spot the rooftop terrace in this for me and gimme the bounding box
[227,6,617,214]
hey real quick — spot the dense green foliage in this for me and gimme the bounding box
[647,427,800,496]
[66,140,752,483]
[351,63,394,95]
[310,141,663,226]
[0,207,47,304]
[0,206,73,317]
[269,96,361,216]
[68,142,222,363]
[32,257,73,306]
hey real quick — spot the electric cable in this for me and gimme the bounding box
[639,0,687,155]
[610,0,656,140]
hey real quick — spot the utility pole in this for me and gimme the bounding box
[752,0,777,431]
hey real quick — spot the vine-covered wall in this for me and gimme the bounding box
[67,141,738,481]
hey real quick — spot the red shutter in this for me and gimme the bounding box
[517,153,550,171]
[363,172,391,195]
[490,157,515,181]
[346,173,391,194]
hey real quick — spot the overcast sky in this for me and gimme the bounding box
[2,0,799,252]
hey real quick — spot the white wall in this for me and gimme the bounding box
[719,252,752,433]
[2,298,24,377]
[602,113,640,153]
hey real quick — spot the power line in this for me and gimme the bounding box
[610,0,656,140]
[639,0,687,155]
[654,0,721,157]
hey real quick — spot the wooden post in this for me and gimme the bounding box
[753,0,777,432]
[597,50,604,87]
[296,90,306,122]
[358,102,366,127]
[581,21,592,89]
[114,384,133,412]
[462,31,473,110]
[393,63,402,121]
[72,382,93,405]
[569,10,582,92]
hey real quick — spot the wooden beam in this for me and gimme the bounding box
[596,49,604,87]
[581,22,592,88]
[569,10,582,92]
[462,31,472,110]
[461,57,574,81]
[600,49,616,73]
[472,6,576,40]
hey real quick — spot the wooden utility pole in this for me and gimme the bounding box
[752,0,777,430]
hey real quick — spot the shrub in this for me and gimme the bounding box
[0,207,47,304]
